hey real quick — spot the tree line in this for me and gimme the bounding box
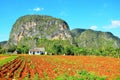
[0,38,120,58]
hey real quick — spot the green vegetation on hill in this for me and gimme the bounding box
[0,15,120,57]
[36,38,72,55]
[71,29,120,49]
[8,15,71,47]
[0,41,7,47]
[1,38,120,58]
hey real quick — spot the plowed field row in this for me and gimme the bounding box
[0,55,120,80]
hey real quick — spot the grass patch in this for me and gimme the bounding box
[55,70,106,80]
[0,55,18,66]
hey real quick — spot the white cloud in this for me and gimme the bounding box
[33,7,44,11]
[31,7,44,12]
[103,20,120,29]
[111,20,120,27]
[90,25,98,30]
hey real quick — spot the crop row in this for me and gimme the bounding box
[0,55,120,80]
[21,55,120,80]
[0,56,24,79]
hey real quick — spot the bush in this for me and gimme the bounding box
[17,45,29,54]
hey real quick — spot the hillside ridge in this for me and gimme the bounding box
[2,14,120,49]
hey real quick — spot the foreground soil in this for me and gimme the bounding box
[0,55,120,80]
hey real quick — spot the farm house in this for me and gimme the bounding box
[29,47,45,55]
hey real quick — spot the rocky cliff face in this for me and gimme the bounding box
[7,15,120,49]
[71,29,120,49]
[8,15,72,47]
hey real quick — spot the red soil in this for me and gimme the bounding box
[0,55,120,80]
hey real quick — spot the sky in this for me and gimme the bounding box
[0,0,120,42]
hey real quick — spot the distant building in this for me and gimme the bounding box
[13,50,18,54]
[29,47,45,55]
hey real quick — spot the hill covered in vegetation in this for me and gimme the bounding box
[0,15,120,56]
[71,28,120,49]
[7,15,73,48]
[0,41,7,47]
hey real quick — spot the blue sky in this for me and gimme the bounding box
[0,0,120,42]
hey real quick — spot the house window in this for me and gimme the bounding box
[37,51,39,53]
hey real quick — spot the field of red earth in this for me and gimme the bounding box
[0,55,120,80]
